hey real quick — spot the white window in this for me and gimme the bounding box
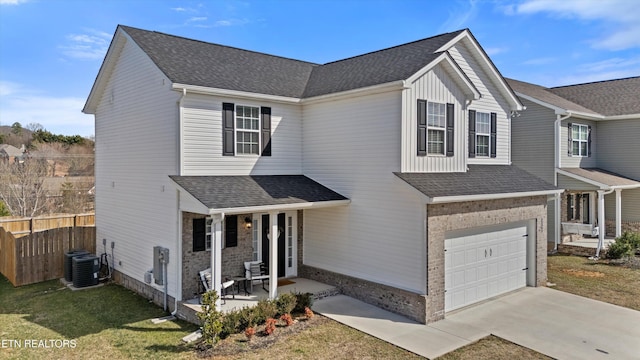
[572,124,588,157]
[235,105,260,155]
[205,217,213,250]
[475,112,491,157]
[427,102,446,155]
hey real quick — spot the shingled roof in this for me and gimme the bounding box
[548,77,640,116]
[119,25,464,99]
[395,165,559,202]
[169,175,348,211]
[507,77,640,117]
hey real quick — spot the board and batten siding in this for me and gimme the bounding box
[302,90,428,294]
[447,40,512,166]
[181,94,302,175]
[94,36,181,298]
[560,118,597,168]
[401,64,467,172]
[511,99,556,184]
[596,119,640,181]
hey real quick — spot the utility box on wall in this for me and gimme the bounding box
[153,246,169,285]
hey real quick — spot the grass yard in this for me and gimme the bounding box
[547,254,640,311]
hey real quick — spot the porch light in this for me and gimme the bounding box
[244,217,252,229]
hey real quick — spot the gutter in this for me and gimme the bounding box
[426,189,564,204]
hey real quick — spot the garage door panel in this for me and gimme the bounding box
[445,223,528,312]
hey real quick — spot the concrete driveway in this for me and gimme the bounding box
[314,287,640,359]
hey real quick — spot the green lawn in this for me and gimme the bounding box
[0,275,199,359]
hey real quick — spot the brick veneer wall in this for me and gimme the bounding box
[605,219,640,237]
[181,212,253,300]
[425,195,548,322]
[113,269,177,312]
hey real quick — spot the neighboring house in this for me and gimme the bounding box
[508,77,640,256]
[0,144,24,163]
[83,25,560,324]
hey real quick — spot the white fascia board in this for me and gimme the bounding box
[405,52,481,100]
[601,114,640,120]
[556,168,609,190]
[301,80,405,105]
[209,199,351,215]
[437,30,523,111]
[428,189,564,204]
[83,29,128,114]
[514,92,607,120]
[172,84,301,104]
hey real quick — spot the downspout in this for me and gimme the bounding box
[595,189,614,258]
[553,113,572,252]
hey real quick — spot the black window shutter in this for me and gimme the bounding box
[417,100,427,156]
[261,107,272,156]
[468,110,476,158]
[587,125,592,157]
[193,218,206,252]
[575,194,581,220]
[490,112,497,158]
[446,103,454,157]
[225,215,238,247]
[222,103,235,156]
[566,194,573,220]
[567,122,573,156]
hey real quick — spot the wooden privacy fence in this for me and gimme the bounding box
[0,213,95,237]
[0,226,96,286]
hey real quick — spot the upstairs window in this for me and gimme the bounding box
[417,100,454,157]
[222,103,271,157]
[475,112,491,157]
[569,123,591,157]
[235,106,260,155]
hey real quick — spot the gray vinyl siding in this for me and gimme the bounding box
[303,90,429,294]
[596,119,640,181]
[605,188,640,222]
[181,94,302,175]
[511,99,556,184]
[560,118,597,168]
[557,174,599,191]
[94,36,181,297]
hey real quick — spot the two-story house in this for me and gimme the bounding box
[508,77,640,257]
[83,25,560,324]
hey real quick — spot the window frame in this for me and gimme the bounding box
[234,104,261,156]
[571,123,589,157]
[205,217,213,251]
[475,112,491,157]
[426,101,447,155]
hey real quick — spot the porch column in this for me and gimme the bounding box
[554,194,561,251]
[210,214,224,309]
[268,211,278,299]
[615,189,622,237]
[596,191,605,258]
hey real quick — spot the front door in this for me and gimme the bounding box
[261,213,287,277]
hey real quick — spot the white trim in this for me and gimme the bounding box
[556,168,640,190]
[209,199,351,215]
[427,189,563,204]
[172,83,301,104]
[405,52,481,100]
[234,104,261,155]
[514,92,640,121]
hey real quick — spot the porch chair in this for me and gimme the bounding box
[244,261,269,292]
[199,268,235,304]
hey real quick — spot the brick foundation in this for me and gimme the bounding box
[112,269,176,313]
[299,265,427,323]
[605,219,640,237]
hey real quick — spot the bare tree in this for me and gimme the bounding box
[0,157,50,217]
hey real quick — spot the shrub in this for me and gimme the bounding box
[264,317,277,335]
[304,306,314,319]
[606,231,640,259]
[198,291,223,346]
[220,309,243,338]
[276,292,297,316]
[280,313,294,326]
[254,299,278,324]
[293,292,313,313]
[244,326,256,341]
[238,306,256,331]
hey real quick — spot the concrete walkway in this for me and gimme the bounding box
[313,287,640,359]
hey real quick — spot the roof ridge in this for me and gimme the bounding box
[550,76,640,89]
[320,29,467,66]
[118,24,320,66]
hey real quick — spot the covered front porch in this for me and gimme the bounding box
[557,167,640,257]
[170,175,349,309]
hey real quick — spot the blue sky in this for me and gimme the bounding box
[1,0,638,137]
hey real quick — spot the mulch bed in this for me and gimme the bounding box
[197,314,329,357]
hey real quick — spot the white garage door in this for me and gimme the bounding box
[445,224,528,312]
